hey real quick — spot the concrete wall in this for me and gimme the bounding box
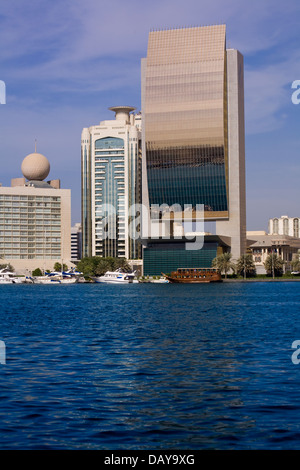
[216,49,246,261]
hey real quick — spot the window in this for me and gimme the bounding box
[294,218,299,238]
[283,218,289,236]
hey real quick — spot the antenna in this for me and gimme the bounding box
[35,139,37,152]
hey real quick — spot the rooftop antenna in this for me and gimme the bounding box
[35,139,37,152]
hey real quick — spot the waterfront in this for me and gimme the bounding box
[0,282,300,449]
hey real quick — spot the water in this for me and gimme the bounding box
[0,281,300,449]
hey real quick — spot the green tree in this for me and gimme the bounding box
[53,262,68,272]
[32,268,43,276]
[236,254,256,278]
[77,256,131,278]
[291,254,300,272]
[264,253,284,277]
[113,257,131,272]
[76,256,100,277]
[212,252,236,279]
[94,257,114,276]
[0,263,15,272]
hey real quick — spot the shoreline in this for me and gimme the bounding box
[222,277,300,282]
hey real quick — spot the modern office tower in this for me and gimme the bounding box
[71,223,82,262]
[81,106,142,260]
[0,149,71,274]
[141,25,246,274]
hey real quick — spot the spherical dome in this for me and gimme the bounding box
[21,152,50,181]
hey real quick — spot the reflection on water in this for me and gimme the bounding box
[0,282,300,449]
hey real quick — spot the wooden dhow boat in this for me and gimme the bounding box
[162,267,222,283]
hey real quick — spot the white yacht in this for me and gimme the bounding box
[0,267,25,284]
[33,269,79,284]
[92,269,137,284]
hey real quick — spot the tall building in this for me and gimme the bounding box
[141,25,246,274]
[0,149,71,274]
[81,106,142,260]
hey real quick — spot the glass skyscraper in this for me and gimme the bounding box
[141,25,246,274]
[143,25,228,218]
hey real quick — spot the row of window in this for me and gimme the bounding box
[0,196,60,201]
[272,218,299,237]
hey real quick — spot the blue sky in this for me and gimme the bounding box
[0,0,300,230]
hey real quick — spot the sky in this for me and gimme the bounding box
[0,0,300,231]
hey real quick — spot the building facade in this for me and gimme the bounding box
[141,25,246,274]
[247,231,300,274]
[269,216,300,238]
[81,106,142,260]
[0,150,71,274]
[71,223,82,262]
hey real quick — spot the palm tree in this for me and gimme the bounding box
[236,254,256,279]
[264,253,284,278]
[291,254,300,273]
[212,252,236,279]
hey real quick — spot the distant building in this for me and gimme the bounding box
[81,106,142,260]
[269,216,300,238]
[71,223,82,262]
[0,149,71,274]
[247,231,300,274]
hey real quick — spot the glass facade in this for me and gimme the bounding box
[0,194,61,259]
[143,242,218,276]
[94,136,125,258]
[144,25,228,219]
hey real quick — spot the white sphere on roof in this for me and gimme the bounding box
[21,152,50,181]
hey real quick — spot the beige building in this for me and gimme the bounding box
[0,150,71,274]
[247,231,300,274]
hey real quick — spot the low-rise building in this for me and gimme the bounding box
[247,231,300,274]
[0,149,71,274]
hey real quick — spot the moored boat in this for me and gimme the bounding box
[163,267,222,283]
[150,278,170,283]
[0,267,25,284]
[33,269,79,284]
[92,268,137,284]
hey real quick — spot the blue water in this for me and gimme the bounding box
[0,281,300,449]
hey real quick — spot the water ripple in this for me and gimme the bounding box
[0,282,300,448]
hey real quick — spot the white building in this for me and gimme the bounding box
[269,215,300,238]
[71,223,82,262]
[81,106,142,260]
[0,149,71,274]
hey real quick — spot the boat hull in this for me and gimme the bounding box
[163,268,222,284]
[92,278,134,284]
